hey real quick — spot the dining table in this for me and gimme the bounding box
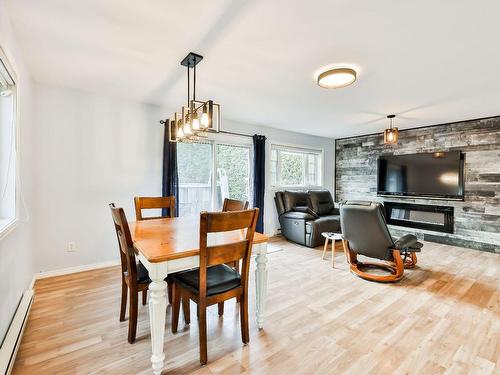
[129,216,269,375]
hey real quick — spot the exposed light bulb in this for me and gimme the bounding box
[200,112,209,128]
[177,126,184,138]
[183,121,192,135]
[387,131,394,142]
[192,117,200,131]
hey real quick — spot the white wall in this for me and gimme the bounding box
[223,119,335,235]
[31,85,165,272]
[29,86,334,273]
[0,0,35,342]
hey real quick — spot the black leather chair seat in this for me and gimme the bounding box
[124,262,151,284]
[125,262,173,285]
[171,264,241,296]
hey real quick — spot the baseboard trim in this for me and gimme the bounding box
[35,259,120,280]
[0,290,34,375]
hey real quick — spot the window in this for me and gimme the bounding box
[177,142,213,217]
[216,143,251,208]
[177,140,252,216]
[271,144,322,187]
[0,49,17,234]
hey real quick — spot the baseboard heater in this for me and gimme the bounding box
[0,289,34,375]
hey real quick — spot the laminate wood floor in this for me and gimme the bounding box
[12,238,500,375]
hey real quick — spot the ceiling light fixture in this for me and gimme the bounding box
[383,114,399,144]
[161,52,221,142]
[317,67,357,88]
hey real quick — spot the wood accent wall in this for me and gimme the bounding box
[335,116,500,253]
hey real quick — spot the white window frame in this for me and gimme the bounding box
[0,47,18,239]
[270,143,324,189]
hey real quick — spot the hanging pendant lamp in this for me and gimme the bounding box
[160,52,221,142]
[383,114,399,144]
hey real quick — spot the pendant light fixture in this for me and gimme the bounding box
[383,114,399,144]
[161,52,221,142]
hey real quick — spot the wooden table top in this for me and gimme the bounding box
[130,216,269,263]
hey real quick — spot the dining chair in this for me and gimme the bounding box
[134,196,175,304]
[221,198,249,276]
[110,203,154,343]
[222,198,249,212]
[170,208,259,365]
[134,196,176,220]
[221,198,250,308]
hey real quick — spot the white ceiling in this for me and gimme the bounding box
[6,0,500,138]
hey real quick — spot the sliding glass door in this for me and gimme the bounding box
[177,142,213,217]
[215,143,251,209]
[177,140,252,216]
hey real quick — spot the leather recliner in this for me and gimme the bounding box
[274,190,341,247]
[340,201,423,282]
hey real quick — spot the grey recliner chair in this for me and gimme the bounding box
[340,201,423,282]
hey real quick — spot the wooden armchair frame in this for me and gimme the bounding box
[342,239,405,283]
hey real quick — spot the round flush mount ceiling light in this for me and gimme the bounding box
[317,67,357,89]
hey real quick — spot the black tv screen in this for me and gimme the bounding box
[377,151,464,199]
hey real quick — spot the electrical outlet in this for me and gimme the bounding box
[67,242,76,252]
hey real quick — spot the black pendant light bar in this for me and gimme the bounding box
[163,52,221,143]
[180,52,203,68]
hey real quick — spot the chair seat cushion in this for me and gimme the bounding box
[305,215,341,234]
[124,262,151,284]
[125,262,173,285]
[171,264,241,296]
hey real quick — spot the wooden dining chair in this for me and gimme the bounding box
[133,196,175,304]
[171,208,259,365]
[110,203,154,343]
[222,198,249,212]
[221,198,249,277]
[134,196,176,220]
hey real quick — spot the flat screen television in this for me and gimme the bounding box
[377,151,464,200]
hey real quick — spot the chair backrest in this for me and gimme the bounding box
[340,201,394,260]
[109,203,138,281]
[222,198,249,212]
[274,192,286,216]
[198,209,259,298]
[282,191,309,212]
[134,196,175,220]
[308,190,337,216]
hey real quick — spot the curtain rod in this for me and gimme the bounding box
[219,130,253,138]
[159,121,255,139]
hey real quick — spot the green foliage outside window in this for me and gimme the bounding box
[216,144,249,202]
[177,142,212,184]
[280,151,305,185]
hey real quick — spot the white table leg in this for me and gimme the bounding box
[254,242,268,329]
[139,255,169,375]
[331,239,335,268]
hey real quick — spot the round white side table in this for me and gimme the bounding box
[321,232,344,268]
